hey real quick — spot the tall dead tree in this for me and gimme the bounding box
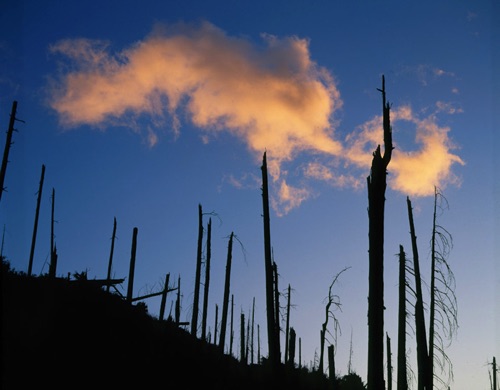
[126,227,138,303]
[387,333,393,390]
[191,204,204,337]
[159,273,171,321]
[367,75,393,390]
[48,188,57,278]
[273,260,281,362]
[219,232,234,352]
[240,311,247,364]
[0,101,18,202]
[201,217,212,341]
[428,187,458,390]
[251,296,256,364]
[261,151,279,370]
[106,217,117,293]
[407,197,429,390]
[230,295,234,355]
[285,283,291,364]
[397,245,408,390]
[28,164,45,276]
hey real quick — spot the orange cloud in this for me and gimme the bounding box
[48,22,464,214]
[345,106,465,196]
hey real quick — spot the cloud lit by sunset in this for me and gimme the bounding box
[48,22,464,213]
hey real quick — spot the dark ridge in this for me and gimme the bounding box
[1,260,351,389]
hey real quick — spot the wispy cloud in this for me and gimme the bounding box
[48,22,464,214]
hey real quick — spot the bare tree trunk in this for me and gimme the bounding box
[175,276,181,325]
[240,311,246,364]
[201,218,212,341]
[230,295,234,355]
[289,327,296,368]
[367,75,393,390]
[285,284,291,364]
[387,333,393,390]
[397,245,408,390]
[428,188,438,390]
[48,188,57,278]
[214,304,219,344]
[28,164,45,276]
[328,344,337,390]
[219,232,234,351]
[261,151,279,370]
[126,227,138,302]
[0,101,18,202]
[251,296,255,364]
[273,260,281,362]
[159,273,170,321]
[191,204,203,337]
[106,217,117,292]
[407,197,429,390]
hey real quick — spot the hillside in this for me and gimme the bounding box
[1,260,365,389]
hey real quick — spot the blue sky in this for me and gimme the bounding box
[1,1,498,388]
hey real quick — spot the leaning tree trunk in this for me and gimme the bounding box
[201,217,212,341]
[261,151,279,370]
[191,204,204,337]
[28,164,45,276]
[367,75,393,390]
[397,245,408,390]
[407,197,429,390]
[0,101,18,202]
[219,232,234,352]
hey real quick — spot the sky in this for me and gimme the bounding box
[0,0,498,388]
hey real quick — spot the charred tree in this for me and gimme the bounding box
[285,283,291,364]
[106,217,117,293]
[407,197,429,390]
[0,101,18,202]
[428,187,458,389]
[289,327,296,368]
[367,75,393,390]
[48,188,57,278]
[273,260,281,362]
[240,311,247,364]
[159,273,171,321]
[219,232,234,352]
[387,333,393,390]
[201,217,212,341]
[261,151,279,370]
[191,204,203,337]
[328,344,337,390]
[126,227,138,303]
[397,245,409,390]
[28,164,45,276]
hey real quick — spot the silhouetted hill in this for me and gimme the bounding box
[1,260,341,389]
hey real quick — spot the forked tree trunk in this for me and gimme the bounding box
[367,75,393,390]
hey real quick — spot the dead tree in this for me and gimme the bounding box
[328,344,337,390]
[219,232,234,352]
[201,217,212,341]
[230,295,234,355]
[159,273,171,321]
[0,101,19,202]
[367,75,393,390]
[285,283,291,364]
[319,267,350,374]
[126,227,138,303]
[397,245,409,390]
[251,296,256,364]
[191,204,203,337]
[407,197,429,390]
[428,187,458,389]
[289,327,296,368]
[387,333,393,390]
[261,151,279,370]
[273,260,281,362]
[240,311,247,364]
[48,188,57,278]
[106,217,117,293]
[28,164,45,276]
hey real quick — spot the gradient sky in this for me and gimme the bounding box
[1,1,498,388]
